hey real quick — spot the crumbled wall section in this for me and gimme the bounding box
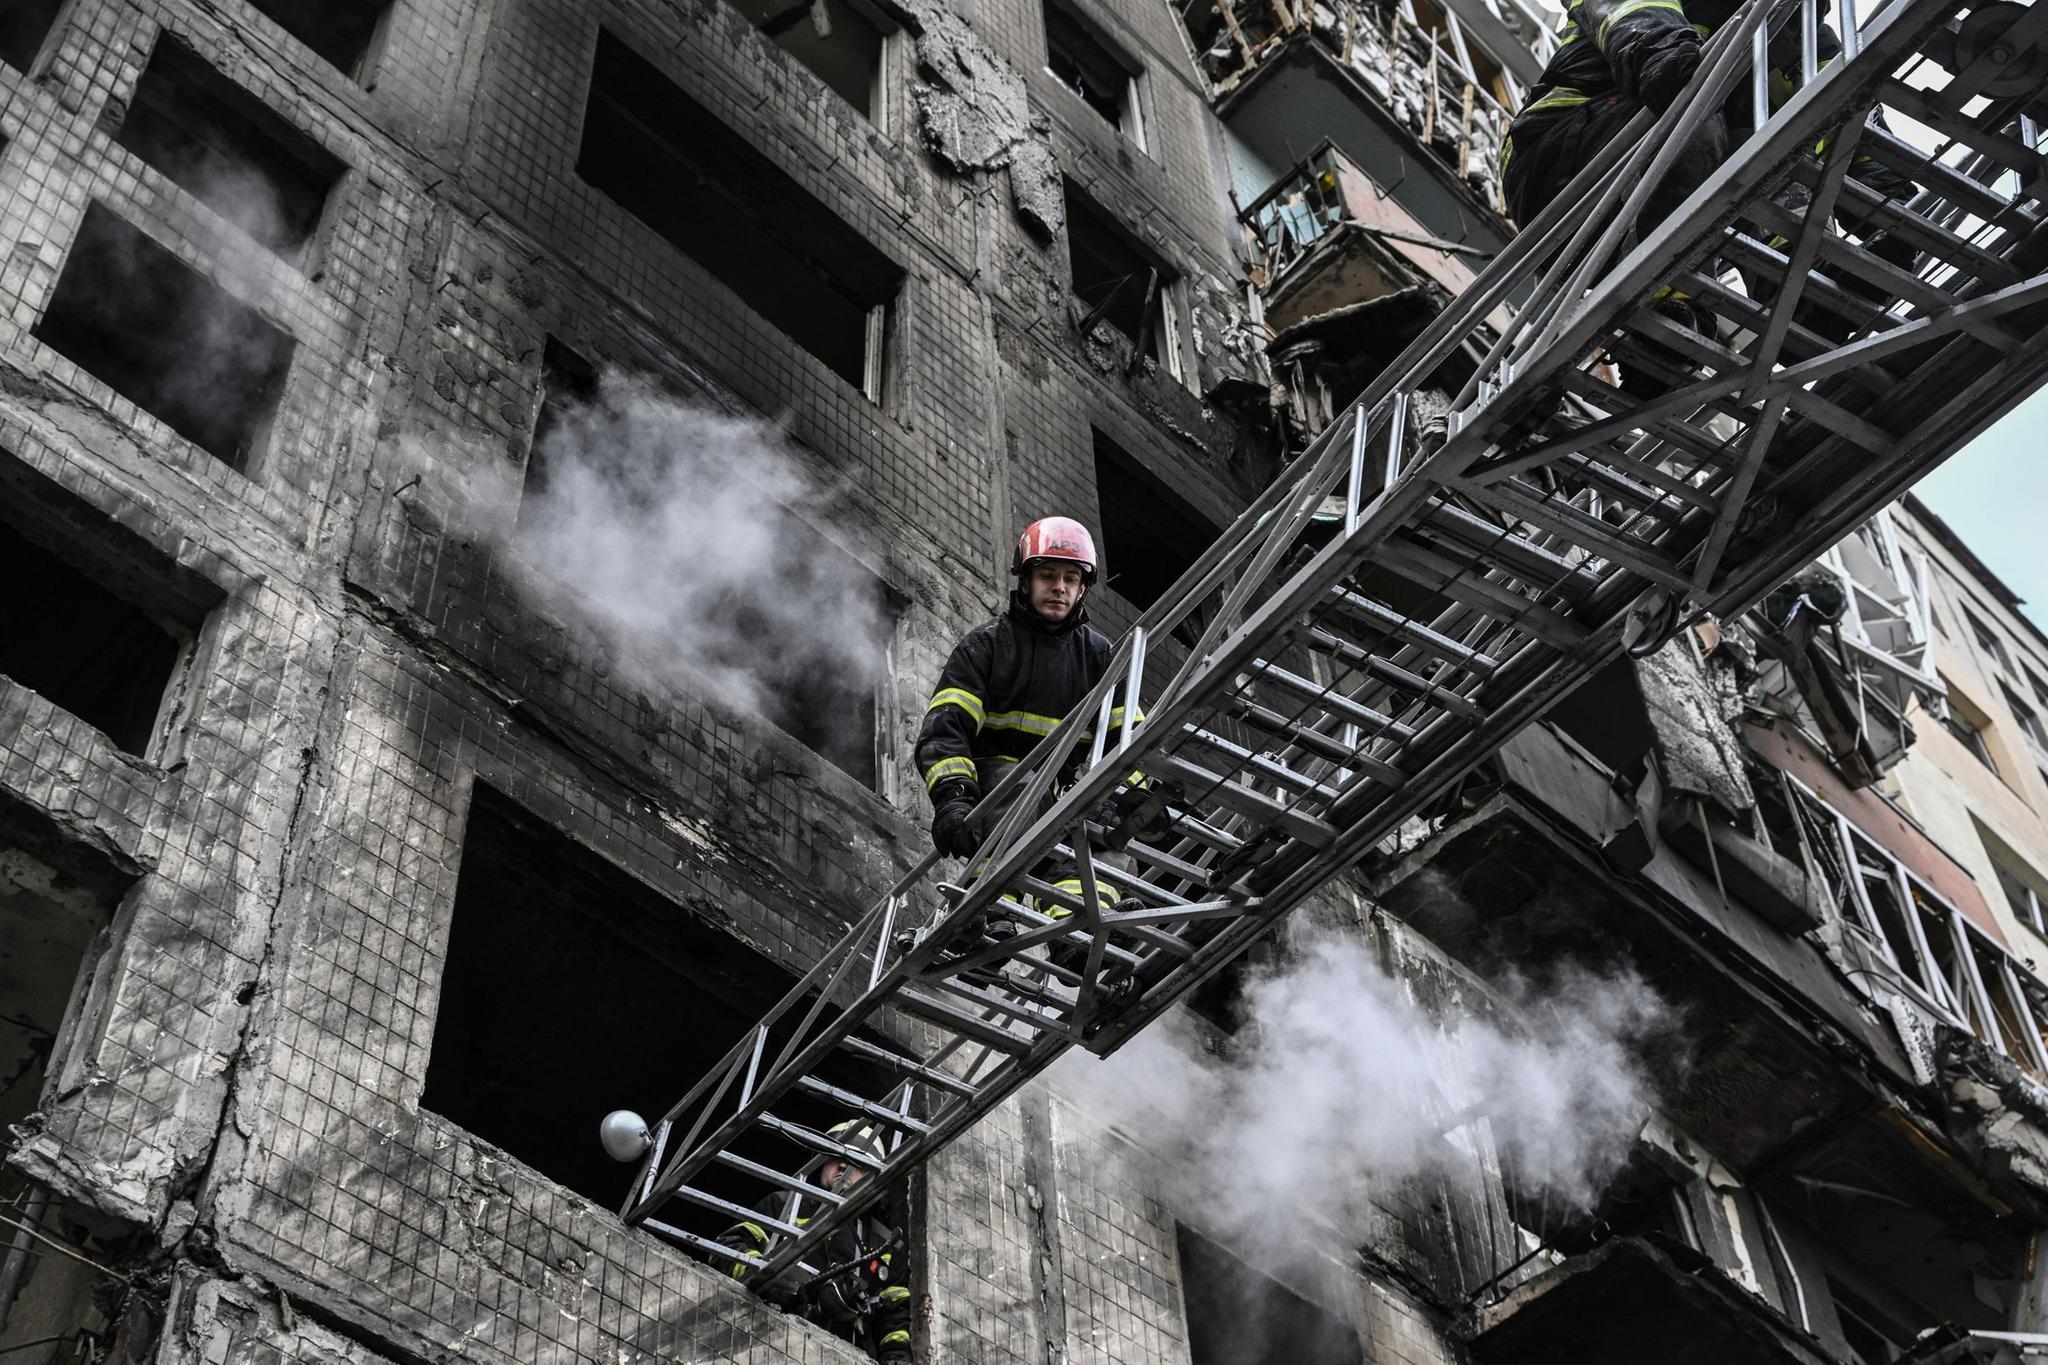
[1636,641,1756,816]
[903,0,1066,240]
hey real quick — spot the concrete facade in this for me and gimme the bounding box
[6,2,2048,1365]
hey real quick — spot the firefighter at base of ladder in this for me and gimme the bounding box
[716,1121,913,1363]
[914,517,1139,923]
[1499,0,1917,393]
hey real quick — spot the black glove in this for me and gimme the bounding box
[809,1269,872,1324]
[1631,34,1703,113]
[930,780,982,857]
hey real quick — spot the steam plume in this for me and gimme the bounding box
[508,372,889,726]
[1049,925,1675,1268]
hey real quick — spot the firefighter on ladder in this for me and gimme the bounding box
[717,1120,913,1363]
[1500,0,1917,392]
[915,517,1139,938]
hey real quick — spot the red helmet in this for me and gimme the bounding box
[1014,517,1098,582]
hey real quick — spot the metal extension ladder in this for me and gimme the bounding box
[616,0,2048,1286]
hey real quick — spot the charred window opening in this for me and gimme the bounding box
[422,787,896,1238]
[727,0,891,122]
[709,513,897,790]
[113,36,345,263]
[1543,657,1655,776]
[517,336,601,516]
[1176,1223,1363,1365]
[0,800,136,1354]
[35,206,296,473]
[1066,185,1180,377]
[242,0,392,83]
[0,460,218,758]
[578,31,902,401]
[1044,0,1143,143]
[0,0,63,72]
[1093,430,1220,611]
[0,528,185,755]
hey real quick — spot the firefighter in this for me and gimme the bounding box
[915,517,1137,924]
[717,1120,912,1363]
[1501,0,1916,389]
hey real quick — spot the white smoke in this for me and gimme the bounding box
[506,372,889,722]
[1048,926,1675,1267]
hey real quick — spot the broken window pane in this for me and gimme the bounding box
[1066,185,1179,375]
[1045,0,1142,143]
[35,205,297,473]
[421,787,894,1239]
[241,0,391,83]
[0,0,63,72]
[577,31,902,400]
[1093,429,1220,610]
[113,36,346,262]
[0,521,189,756]
[1176,1223,1363,1365]
[726,0,890,122]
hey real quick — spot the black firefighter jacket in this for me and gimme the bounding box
[915,592,1135,801]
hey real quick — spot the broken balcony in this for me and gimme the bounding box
[1242,141,1503,451]
[1370,716,1908,1176]
[1185,0,1533,197]
[1243,140,1490,329]
[1371,661,2048,1182]
[1467,1236,1832,1365]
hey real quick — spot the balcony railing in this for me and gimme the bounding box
[1772,774,2048,1082]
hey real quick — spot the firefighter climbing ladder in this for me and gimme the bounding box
[617,0,2048,1286]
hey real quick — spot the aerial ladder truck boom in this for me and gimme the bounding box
[614,0,2048,1288]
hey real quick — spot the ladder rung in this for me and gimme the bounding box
[1422,501,1605,600]
[1148,750,1340,848]
[892,988,1033,1053]
[1180,724,1346,799]
[921,963,1072,1021]
[1323,586,1502,675]
[836,1034,979,1098]
[1566,445,1720,516]
[1127,837,1217,889]
[1827,174,2020,288]
[1248,658,1415,740]
[1675,269,1847,369]
[712,1149,847,1203]
[1376,536,1589,650]
[790,1074,935,1134]
[1301,626,1488,722]
[1225,698,1410,783]
[1454,477,1692,593]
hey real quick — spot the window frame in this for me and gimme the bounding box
[1964,607,2012,672]
[1063,181,1187,382]
[1041,0,1147,150]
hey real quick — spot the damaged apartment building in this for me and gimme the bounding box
[6,0,2048,1361]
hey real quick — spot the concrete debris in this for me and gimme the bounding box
[899,0,1066,239]
[1635,642,1755,817]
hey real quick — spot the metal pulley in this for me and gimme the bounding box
[1953,2,2048,96]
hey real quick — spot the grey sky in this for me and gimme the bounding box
[1908,386,2048,629]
